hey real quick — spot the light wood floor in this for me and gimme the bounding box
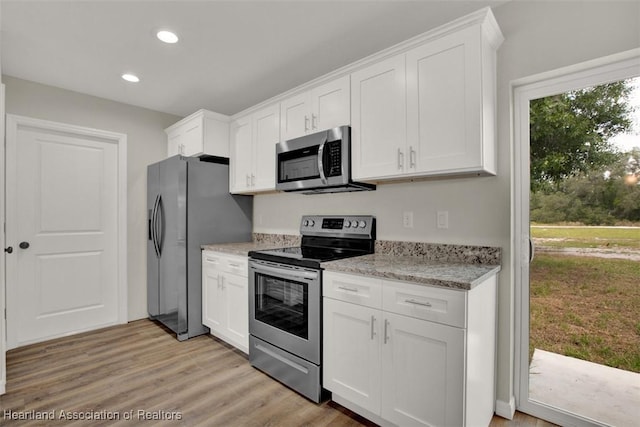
[1,320,556,426]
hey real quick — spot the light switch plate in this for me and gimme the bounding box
[437,211,449,229]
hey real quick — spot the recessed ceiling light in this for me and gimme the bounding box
[122,73,140,83]
[157,30,179,44]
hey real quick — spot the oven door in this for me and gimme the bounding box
[275,126,350,192]
[249,259,321,364]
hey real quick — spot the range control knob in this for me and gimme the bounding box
[308,219,315,227]
[303,220,309,227]
[358,220,367,228]
[351,221,359,228]
[344,220,351,228]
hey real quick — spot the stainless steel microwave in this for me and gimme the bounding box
[275,126,375,194]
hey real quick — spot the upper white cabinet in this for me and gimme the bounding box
[230,103,279,194]
[280,76,350,141]
[229,8,502,187]
[351,54,407,180]
[406,25,494,176]
[352,10,503,181]
[166,109,230,158]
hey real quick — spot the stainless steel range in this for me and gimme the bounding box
[248,215,376,402]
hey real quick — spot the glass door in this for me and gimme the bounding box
[513,51,639,427]
[255,273,309,339]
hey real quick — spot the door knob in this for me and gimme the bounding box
[19,241,30,250]
[4,247,13,254]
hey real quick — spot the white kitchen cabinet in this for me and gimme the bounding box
[202,251,249,353]
[323,270,497,427]
[166,109,230,158]
[351,11,502,181]
[406,25,496,176]
[350,54,407,180]
[280,75,350,141]
[323,298,381,414]
[381,311,465,427]
[229,103,279,194]
[229,115,253,193]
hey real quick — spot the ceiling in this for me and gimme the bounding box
[1,0,507,118]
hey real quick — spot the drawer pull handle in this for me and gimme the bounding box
[405,299,432,307]
[338,286,359,293]
[205,258,218,263]
[228,263,242,268]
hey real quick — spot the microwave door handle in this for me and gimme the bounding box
[317,138,328,184]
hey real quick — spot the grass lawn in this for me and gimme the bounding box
[531,225,640,249]
[530,253,640,373]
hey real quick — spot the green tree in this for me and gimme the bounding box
[531,149,640,224]
[530,80,634,191]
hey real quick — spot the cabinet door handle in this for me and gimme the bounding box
[311,114,317,130]
[304,115,310,132]
[371,315,376,340]
[405,298,432,307]
[246,174,251,187]
[384,319,390,344]
[397,148,404,170]
[251,174,255,186]
[338,286,358,293]
[409,146,416,168]
[220,275,225,290]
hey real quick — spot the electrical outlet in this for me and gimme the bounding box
[403,211,414,228]
[437,211,449,229]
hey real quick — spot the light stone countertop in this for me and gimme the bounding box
[202,242,277,257]
[321,253,501,291]
[202,234,501,290]
[201,233,301,257]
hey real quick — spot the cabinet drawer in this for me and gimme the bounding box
[323,271,382,309]
[202,251,248,277]
[382,280,466,328]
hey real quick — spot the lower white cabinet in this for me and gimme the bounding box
[323,270,497,427]
[202,251,249,353]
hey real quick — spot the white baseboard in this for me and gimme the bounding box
[495,396,516,420]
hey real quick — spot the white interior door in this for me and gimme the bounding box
[5,115,127,349]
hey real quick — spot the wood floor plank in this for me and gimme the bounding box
[0,319,556,426]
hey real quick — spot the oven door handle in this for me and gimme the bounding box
[251,263,319,282]
[317,138,328,185]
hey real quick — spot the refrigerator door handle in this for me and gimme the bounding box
[156,195,164,256]
[151,194,161,258]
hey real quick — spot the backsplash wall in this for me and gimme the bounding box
[253,173,508,248]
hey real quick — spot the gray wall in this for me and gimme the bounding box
[3,75,180,321]
[252,0,640,409]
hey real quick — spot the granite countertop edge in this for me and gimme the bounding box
[321,254,501,291]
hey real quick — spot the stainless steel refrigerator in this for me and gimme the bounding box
[147,155,252,340]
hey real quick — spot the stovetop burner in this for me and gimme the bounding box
[249,215,375,269]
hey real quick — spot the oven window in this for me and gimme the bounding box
[278,146,320,182]
[255,273,308,339]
